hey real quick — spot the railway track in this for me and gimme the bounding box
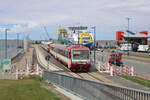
[38,45,77,77]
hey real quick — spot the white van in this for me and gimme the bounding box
[120,44,132,51]
[138,45,149,52]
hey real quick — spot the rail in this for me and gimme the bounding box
[43,71,150,100]
[11,49,24,61]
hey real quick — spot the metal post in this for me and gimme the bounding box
[5,29,8,59]
[91,26,96,64]
[93,27,96,64]
[127,17,130,56]
[78,30,79,44]
[17,33,20,52]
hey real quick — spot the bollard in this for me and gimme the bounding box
[36,64,39,75]
[131,66,134,76]
[110,66,113,76]
[16,68,18,79]
[26,62,29,76]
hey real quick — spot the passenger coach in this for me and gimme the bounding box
[48,43,91,72]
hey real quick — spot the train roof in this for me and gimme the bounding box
[51,43,89,50]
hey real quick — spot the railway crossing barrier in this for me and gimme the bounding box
[43,71,150,100]
[97,62,134,76]
[16,64,43,78]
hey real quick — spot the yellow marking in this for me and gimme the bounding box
[79,32,93,43]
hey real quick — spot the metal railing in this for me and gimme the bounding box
[43,71,150,100]
[11,49,24,60]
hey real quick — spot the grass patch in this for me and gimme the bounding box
[122,75,150,88]
[0,77,60,100]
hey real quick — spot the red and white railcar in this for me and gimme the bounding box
[48,43,91,72]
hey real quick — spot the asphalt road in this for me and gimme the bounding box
[124,59,150,75]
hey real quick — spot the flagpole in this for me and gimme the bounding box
[127,17,130,56]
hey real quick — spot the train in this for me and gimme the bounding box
[47,43,91,72]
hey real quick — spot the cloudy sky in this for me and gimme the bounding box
[0,0,150,40]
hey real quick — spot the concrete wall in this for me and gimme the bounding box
[96,40,117,48]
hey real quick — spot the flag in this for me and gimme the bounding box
[139,31,148,35]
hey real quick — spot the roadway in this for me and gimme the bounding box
[95,51,150,79]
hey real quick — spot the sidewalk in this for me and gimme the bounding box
[54,85,84,100]
[97,72,150,91]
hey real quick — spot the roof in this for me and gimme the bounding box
[51,43,89,50]
[67,45,89,50]
[123,33,149,38]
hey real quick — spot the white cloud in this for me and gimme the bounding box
[0,0,150,39]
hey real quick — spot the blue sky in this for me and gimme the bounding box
[0,0,150,40]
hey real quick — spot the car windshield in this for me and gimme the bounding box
[72,50,89,60]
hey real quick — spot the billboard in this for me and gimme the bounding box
[0,59,11,72]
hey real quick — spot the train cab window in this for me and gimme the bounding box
[72,50,89,60]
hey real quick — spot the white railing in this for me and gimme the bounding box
[97,62,134,76]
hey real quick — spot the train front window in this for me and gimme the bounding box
[72,50,89,60]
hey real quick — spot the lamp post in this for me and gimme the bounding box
[5,29,9,59]
[17,33,20,52]
[91,26,96,64]
[126,17,130,56]
[78,30,79,44]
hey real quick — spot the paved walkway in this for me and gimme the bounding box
[54,85,84,100]
[12,46,34,72]
[98,72,150,91]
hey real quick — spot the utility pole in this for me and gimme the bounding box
[17,33,20,52]
[5,29,9,59]
[127,17,130,56]
[91,26,96,64]
[78,30,79,44]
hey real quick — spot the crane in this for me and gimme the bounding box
[43,26,52,40]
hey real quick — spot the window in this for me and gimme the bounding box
[72,50,89,60]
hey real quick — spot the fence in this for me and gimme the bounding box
[43,71,150,100]
[91,53,134,76]
[96,62,134,76]
[11,49,24,61]
[0,73,18,80]
[16,64,43,78]
[0,40,24,60]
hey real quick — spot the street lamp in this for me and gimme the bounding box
[17,33,20,52]
[5,29,10,59]
[91,26,96,64]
